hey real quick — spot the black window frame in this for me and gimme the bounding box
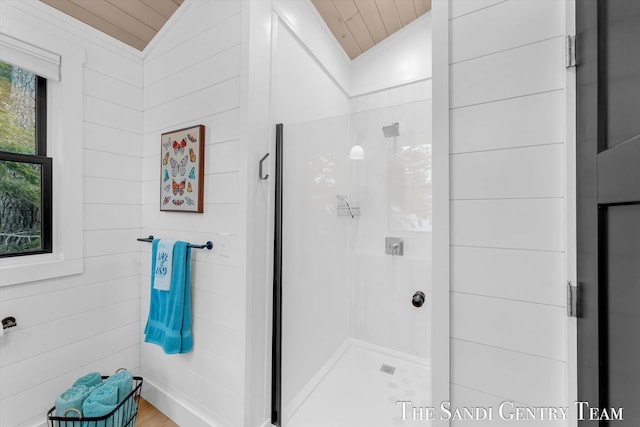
[0,73,52,258]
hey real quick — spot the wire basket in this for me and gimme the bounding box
[47,376,143,427]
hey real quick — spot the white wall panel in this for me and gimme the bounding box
[145,45,240,110]
[450,0,564,63]
[449,0,506,19]
[449,0,568,415]
[451,246,564,306]
[0,3,143,426]
[451,199,564,251]
[451,384,566,427]
[452,293,566,360]
[144,12,241,85]
[144,77,240,134]
[452,339,566,406]
[451,90,564,154]
[451,144,564,199]
[450,37,564,108]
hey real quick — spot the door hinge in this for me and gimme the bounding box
[567,281,579,318]
[566,35,576,68]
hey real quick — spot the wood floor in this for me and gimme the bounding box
[136,397,179,427]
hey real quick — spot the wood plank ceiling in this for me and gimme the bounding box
[311,0,431,59]
[39,0,184,51]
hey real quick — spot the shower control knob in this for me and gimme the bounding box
[412,291,426,308]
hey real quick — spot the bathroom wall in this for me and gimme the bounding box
[448,0,568,422]
[0,1,143,426]
[348,80,432,360]
[139,1,244,426]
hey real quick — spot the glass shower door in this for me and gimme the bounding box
[277,98,432,427]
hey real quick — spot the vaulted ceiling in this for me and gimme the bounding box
[311,0,432,59]
[39,0,184,51]
[38,0,430,58]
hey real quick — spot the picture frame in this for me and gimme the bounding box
[160,124,205,213]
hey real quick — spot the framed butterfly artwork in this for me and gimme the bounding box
[160,124,205,213]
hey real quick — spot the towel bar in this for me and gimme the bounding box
[137,235,213,250]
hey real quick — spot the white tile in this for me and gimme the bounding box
[450,37,564,108]
[451,144,565,199]
[451,339,566,406]
[451,90,564,153]
[451,199,564,251]
[451,293,566,360]
[451,0,564,63]
[451,246,565,306]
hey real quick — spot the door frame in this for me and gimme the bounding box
[566,0,579,424]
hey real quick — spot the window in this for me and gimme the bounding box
[0,61,52,257]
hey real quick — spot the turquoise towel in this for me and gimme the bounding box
[73,372,103,388]
[82,384,119,427]
[55,385,91,427]
[104,370,133,402]
[144,240,193,354]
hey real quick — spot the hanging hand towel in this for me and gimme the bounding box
[144,240,193,354]
[153,239,176,291]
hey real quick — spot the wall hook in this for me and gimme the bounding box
[259,153,270,180]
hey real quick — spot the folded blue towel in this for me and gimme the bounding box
[145,240,193,354]
[73,372,103,388]
[104,370,133,402]
[82,384,119,427]
[55,385,91,427]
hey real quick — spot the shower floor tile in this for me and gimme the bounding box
[285,340,430,427]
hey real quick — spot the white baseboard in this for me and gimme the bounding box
[142,378,230,427]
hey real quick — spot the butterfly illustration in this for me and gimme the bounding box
[163,137,171,152]
[187,182,193,193]
[173,139,187,154]
[162,152,169,165]
[189,167,196,179]
[187,133,197,143]
[172,199,184,206]
[189,148,197,163]
[172,180,186,196]
[170,156,188,177]
[164,184,171,193]
[185,196,195,206]
[163,169,169,182]
[162,196,171,206]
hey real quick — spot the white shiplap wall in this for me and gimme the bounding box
[449,0,568,423]
[140,2,244,426]
[0,2,143,427]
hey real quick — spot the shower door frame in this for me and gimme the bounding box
[267,2,451,426]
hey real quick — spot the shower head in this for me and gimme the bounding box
[382,123,400,138]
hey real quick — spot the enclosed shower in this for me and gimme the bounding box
[272,96,433,426]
